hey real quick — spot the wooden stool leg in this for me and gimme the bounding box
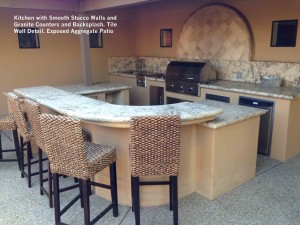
[0,131,2,160]
[27,141,32,188]
[82,179,90,225]
[38,148,44,195]
[53,173,61,225]
[12,130,21,171]
[20,136,25,178]
[171,176,178,225]
[79,180,84,208]
[131,176,134,212]
[110,162,119,217]
[132,177,140,225]
[48,163,53,208]
[170,176,173,211]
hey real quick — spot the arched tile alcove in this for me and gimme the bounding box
[177,4,254,61]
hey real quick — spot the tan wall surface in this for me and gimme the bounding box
[0,8,82,113]
[0,7,136,113]
[88,8,136,83]
[1,0,300,112]
[132,0,300,62]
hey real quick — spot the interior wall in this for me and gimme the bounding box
[0,8,82,113]
[132,0,300,63]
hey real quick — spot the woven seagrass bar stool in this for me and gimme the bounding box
[130,115,181,225]
[24,99,79,208]
[0,113,21,169]
[40,114,119,225]
[6,92,42,188]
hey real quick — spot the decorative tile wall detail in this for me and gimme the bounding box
[108,57,136,72]
[108,56,300,87]
[177,4,253,61]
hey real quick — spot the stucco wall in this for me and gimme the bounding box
[132,0,300,63]
[1,0,300,113]
[0,8,82,113]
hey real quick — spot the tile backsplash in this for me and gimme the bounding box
[108,57,300,87]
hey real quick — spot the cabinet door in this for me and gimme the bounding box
[150,86,164,105]
[109,75,149,105]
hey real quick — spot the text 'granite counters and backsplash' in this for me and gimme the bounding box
[108,57,300,88]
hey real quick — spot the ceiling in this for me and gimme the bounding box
[0,0,162,12]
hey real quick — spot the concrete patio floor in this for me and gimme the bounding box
[0,131,299,225]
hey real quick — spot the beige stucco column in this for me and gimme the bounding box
[79,14,92,86]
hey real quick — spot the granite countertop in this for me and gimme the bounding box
[57,82,131,95]
[110,72,165,82]
[14,86,223,124]
[200,100,266,129]
[200,80,300,100]
[110,72,136,78]
[110,73,300,99]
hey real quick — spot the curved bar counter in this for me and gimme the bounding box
[15,86,223,127]
[14,85,224,206]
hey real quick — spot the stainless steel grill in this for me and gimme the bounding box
[165,61,216,96]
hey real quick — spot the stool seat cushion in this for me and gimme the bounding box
[0,113,17,130]
[85,142,116,177]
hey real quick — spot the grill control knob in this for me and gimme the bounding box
[189,87,193,91]
[170,84,174,88]
[179,85,183,89]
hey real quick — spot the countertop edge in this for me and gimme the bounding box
[14,86,224,126]
[199,83,297,100]
[200,109,266,129]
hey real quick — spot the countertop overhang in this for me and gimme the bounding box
[14,85,224,127]
[56,83,132,95]
[200,100,266,129]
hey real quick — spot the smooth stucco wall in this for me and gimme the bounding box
[133,0,300,63]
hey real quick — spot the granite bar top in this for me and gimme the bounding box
[200,100,266,129]
[14,86,223,124]
[57,82,131,95]
[200,80,300,100]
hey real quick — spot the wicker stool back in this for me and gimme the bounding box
[0,113,17,130]
[6,92,36,187]
[24,99,57,208]
[24,99,44,150]
[40,114,118,225]
[130,115,181,177]
[40,114,91,180]
[129,115,181,225]
[6,93,32,140]
[0,113,20,168]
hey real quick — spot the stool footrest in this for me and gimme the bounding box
[0,159,18,162]
[140,180,170,186]
[60,193,81,216]
[59,184,79,193]
[90,181,111,190]
[1,149,16,152]
[91,204,113,225]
